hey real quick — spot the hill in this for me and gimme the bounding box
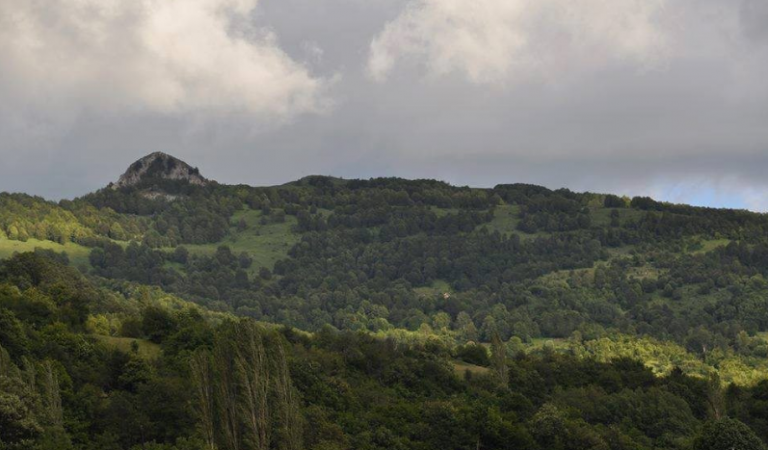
[4,153,768,449]
[4,155,768,354]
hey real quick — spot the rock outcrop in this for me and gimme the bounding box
[111,152,208,189]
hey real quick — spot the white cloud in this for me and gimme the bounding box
[0,0,333,126]
[368,0,670,85]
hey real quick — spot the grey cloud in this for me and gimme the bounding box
[0,0,334,126]
[0,0,767,212]
[741,0,768,43]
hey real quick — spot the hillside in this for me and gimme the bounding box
[4,156,768,350]
[3,251,768,450]
[4,154,768,449]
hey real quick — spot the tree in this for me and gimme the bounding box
[202,321,305,450]
[693,418,766,450]
[0,388,42,450]
[706,373,725,421]
[529,404,568,450]
[214,332,241,450]
[40,361,63,428]
[141,306,178,344]
[238,252,253,270]
[273,343,303,450]
[0,345,43,450]
[490,331,508,386]
[109,222,127,241]
[190,350,216,450]
[456,313,479,343]
[0,309,28,357]
[173,246,190,264]
[235,324,271,450]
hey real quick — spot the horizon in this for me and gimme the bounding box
[0,150,761,214]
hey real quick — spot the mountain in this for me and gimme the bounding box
[111,152,209,189]
[4,154,768,449]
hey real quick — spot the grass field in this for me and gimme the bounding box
[480,204,521,235]
[0,237,92,267]
[477,204,550,241]
[589,207,645,227]
[626,265,665,281]
[170,208,299,272]
[90,335,162,360]
[413,279,452,298]
[0,208,299,273]
[451,360,490,376]
[690,238,731,254]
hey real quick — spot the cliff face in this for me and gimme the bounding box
[112,152,208,189]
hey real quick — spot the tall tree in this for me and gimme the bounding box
[273,343,303,450]
[490,331,508,386]
[190,349,216,450]
[236,323,270,450]
[40,360,62,428]
[706,373,725,421]
[214,334,241,450]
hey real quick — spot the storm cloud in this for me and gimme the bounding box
[1,0,767,211]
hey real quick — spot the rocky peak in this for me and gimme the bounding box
[111,152,208,189]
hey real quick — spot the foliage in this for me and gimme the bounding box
[693,418,767,450]
[6,166,768,447]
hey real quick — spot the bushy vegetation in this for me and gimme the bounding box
[6,164,768,448]
[2,252,768,450]
[45,176,768,358]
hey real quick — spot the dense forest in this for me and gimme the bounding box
[4,153,768,448]
[2,252,768,450]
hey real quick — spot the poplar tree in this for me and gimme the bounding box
[490,331,508,386]
[236,323,270,450]
[190,349,216,450]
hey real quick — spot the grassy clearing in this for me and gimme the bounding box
[90,335,162,360]
[451,360,490,377]
[477,204,547,241]
[480,204,521,235]
[605,245,635,258]
[626,266,665,281]
[430,207,460,218]
[414,279,452,298]
[690,238,731,254]
[527,337,568,351]
[170,208,299,272]
[590,207,645,227]
[0,237,92,267]
[537,268,595,285]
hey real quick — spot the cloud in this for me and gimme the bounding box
[740,0,768,44]
[1,0,767,213]
[0,0,333,127]
[368,0,670,85]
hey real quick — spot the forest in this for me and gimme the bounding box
[5,157,768,448]
[2,252,768,450]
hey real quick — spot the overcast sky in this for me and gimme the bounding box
[1,0,768,210]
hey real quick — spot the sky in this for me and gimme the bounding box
[1,0,768,211]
